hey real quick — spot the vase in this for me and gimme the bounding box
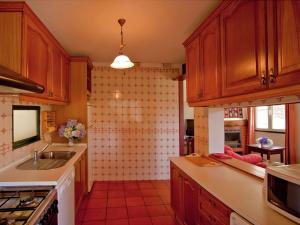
[68,139,74,147]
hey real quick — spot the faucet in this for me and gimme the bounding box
[33,151,38,162]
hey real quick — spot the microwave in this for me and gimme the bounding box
[265,164,300,224]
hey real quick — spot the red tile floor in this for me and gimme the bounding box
[78,180,179,225]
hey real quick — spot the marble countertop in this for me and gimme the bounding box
[170,157,296,225]
[0,144,87,186]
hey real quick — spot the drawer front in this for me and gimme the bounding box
[198,188,231,225]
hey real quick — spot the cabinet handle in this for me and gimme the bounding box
[260,71,266,85]
[269,68,276,83]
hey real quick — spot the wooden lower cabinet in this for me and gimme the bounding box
[171,162,232,225]
[75,151,88,217]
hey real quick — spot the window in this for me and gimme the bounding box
[255,105,285,132]
[12,105,40,149]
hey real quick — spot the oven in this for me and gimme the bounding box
[0,186,58,225]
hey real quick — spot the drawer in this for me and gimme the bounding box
[198,188,231,225]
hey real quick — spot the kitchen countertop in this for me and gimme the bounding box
[0,144,87,186]
[170,157,297,225]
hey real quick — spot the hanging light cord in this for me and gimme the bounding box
[118,18,126,54]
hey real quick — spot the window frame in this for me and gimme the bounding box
[12,105,41,150]
[255,105,286,133]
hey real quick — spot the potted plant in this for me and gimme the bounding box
[58,119,86,146]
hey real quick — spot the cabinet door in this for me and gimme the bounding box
[170,164,184,223]
[51,48,63,100]
[220,0,267,97]
[183,178,198,225]
[268,0,300,88]
[80,152,87,195]
[199,17,221,100]
[24,17,50,98]
[186,37,202,103]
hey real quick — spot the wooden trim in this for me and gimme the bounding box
[285,104,297,164]
[178,80,184,156]
[189,84,300,107]
[247,107,255,154]
[71,56,93,69]
[19,95,67,105]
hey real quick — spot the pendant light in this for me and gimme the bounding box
[110,18,134,69]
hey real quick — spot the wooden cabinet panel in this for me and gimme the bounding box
[171,164,184,223]
[0,12,22,73]
[75,151,88,214]
[61,56,70,102]
[24,17,50,98]
[186,37,202,103]
[74,159,81,210]
[183,178,198,225]
[199,17,221,100]
[269,0,300,88]
[51,48,63,100]
[221,0,267,96]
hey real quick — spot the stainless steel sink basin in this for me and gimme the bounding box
[39,151,76,160]
[16,151,76,170]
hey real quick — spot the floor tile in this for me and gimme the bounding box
[82,221,106,225]
[108,190,125,198]
[138,182,154,189]
[108,182,124,190]
[126,197,144,207]
[87,198,107,209]
[141,189,159,197]
[84,208,106,221]
[107,207,128,220]
[127,206,148,218]
[90,191,107,199]
[165,205,175,217]
[143,197,163,205]
[151,215,177,225]
[146,205,169,217]
[129,217,152,225]
[106,219,129,225]
[93,182,108,191]
[107,198,126,207]
[124,182,139,190]
[125,190,142,197]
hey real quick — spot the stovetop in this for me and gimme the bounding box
[0,187,52,225]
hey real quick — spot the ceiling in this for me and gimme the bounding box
[23,0,220,64]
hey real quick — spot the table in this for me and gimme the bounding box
[248,144,285,162]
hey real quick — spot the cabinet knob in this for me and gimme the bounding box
[269,68,276,83]
[260,71,266,85]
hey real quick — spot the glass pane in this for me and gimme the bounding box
[255,106,269,129]
[272,105,285,130]
[13,110,38,142]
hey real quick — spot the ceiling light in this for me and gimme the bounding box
[110,18,134,69]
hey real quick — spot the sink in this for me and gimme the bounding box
[39,151,75,160]
[16,151,76,170]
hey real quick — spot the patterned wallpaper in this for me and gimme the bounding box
[88,65,180,181]
[0,96,50,169]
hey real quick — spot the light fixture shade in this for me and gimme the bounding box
[110,54,134,69]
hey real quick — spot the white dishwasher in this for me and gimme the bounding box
[230,212,252,225]
[56,167,75,225]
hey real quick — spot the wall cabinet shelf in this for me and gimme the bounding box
[184,0,300,106]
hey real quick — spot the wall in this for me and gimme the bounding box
[183,80,194,120]
[88,64,180,181]
[0,96,50,169]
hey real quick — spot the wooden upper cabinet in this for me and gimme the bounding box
[268,0,300,88]
[220,0,267,97]
[24,17,50,98]
[51,48,63,100]
[199,17,221,100]
[61,57,70,102]
[186,37,202,103]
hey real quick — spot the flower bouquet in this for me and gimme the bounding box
[58,119,86,146]
[256,136,273,148]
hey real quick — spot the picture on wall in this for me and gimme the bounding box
[224,107,243,118]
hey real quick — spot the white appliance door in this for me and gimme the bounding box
[230,212,252,225]
[57,167,75,225]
